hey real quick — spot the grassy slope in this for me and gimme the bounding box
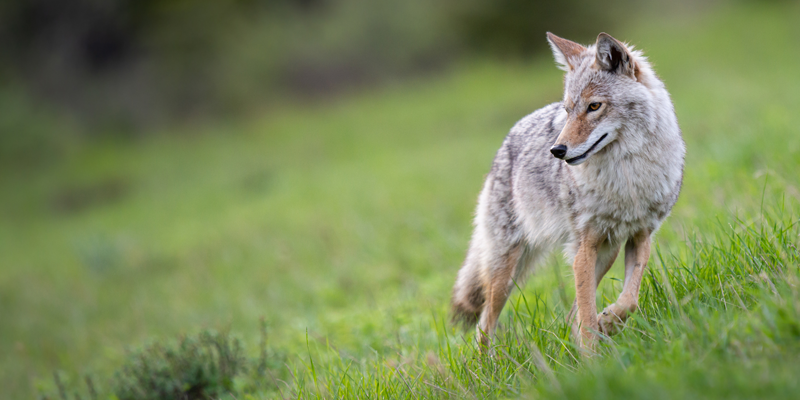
[2,2,800,398]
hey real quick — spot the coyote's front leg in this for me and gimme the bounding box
[573,231,603,349]
[598,230,651,335]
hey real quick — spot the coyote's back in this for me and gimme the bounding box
[451,102,569,327]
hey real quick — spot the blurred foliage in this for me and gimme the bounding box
[110,330,246,400]
[0,86,75,166]
[40,327,290,399]
[0,0,637,141]
[458,0,627,55]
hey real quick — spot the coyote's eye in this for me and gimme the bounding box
[587,102,602,112]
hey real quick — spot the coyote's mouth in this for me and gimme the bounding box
[566,133,608,165]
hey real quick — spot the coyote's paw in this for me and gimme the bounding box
[597,303,634,336]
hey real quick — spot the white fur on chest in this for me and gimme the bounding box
[570,145,681,243]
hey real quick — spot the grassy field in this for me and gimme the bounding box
[3,2,800,399]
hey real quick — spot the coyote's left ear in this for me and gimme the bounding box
[595,33,636,77]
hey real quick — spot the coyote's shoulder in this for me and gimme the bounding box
[451,32,685,350]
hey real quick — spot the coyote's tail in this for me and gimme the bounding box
[450,253,485,329]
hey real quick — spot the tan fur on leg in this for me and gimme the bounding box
[477,245,523,351]
[572,231,605,350]
[568,243,620,338]
[599,231,651,335]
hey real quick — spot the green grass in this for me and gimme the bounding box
[3,2,800,399]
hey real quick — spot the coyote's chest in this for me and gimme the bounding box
[570,155,679,242]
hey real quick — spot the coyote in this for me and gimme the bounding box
[451,32,685,350]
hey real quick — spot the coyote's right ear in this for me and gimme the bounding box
[547,32,586,72]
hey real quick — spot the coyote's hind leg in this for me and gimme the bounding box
[476,244,523,350]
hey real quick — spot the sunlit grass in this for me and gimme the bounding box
[287,208,800,399]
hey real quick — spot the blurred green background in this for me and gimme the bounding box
[2,0,800,398]
[0,0,634,147]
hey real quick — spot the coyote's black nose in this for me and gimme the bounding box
[550,144,567,159]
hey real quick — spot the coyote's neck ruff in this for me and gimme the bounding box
[451,32,685,350]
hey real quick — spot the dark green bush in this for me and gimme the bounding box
[111,330,246,400]
[41,321,289,400]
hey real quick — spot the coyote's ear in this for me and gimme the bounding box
[595,33,635,77]
[547,32,586,72]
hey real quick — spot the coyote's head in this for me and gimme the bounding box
[546,32,654,165]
